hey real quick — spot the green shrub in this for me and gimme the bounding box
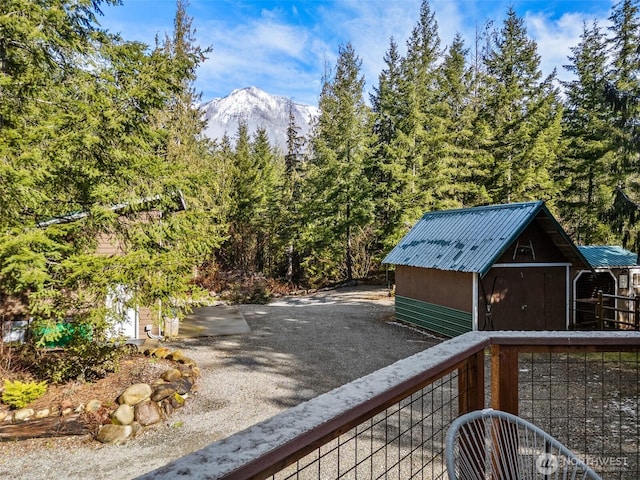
[2,379,48,409]
[33,336,124,384]
[23,325,125,384]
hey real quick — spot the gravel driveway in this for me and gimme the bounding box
[0,286,441,480]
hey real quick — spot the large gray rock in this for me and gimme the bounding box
[169,393,186,409]
[35,409,50,419]
[86,399,102,413]
[174,377,193,395]
[134,400,162,426]
[151,384,177,402]
[12,408,34,422]
[118,383,152,406]
[161,368,182,382]
[111,404,134,426]
[96,424,132,445]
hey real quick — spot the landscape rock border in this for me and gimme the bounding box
[0,348,199,445]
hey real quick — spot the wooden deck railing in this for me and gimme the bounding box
[140,331,640,480]
[575,290,640,330]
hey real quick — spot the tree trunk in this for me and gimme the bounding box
[0,415,90,441]
[346,203,353,282]
[286,244,293,282]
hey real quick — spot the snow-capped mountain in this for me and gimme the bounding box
[201,86,318,152]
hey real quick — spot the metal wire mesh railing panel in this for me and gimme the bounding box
[138,333,640,480]
[518,351,640,479]
[270,367,471,480]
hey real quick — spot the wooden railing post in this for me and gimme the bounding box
[457,350,487,478]
[458,350,485,415]
[635,295,640,331]
[491,344,519,415]
[596,290,604,329]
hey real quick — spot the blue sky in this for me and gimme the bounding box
[99,0,614,105]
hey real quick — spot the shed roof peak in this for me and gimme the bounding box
[383,201,588,275]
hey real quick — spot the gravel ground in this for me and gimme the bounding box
[0,286,441,480]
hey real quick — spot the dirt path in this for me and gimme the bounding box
[0,286,441,480]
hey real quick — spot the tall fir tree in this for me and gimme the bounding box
[280,99,307,282]
[134,0,229,316]
[285,99,306,175]
[606,0,640,249]
[303,43,375,283]
[226,121,254,271]
[559,21,616,245]
[251,127,279,273]
[396,0,444,215]
[369,37,413,255]
[434,33,491,208]
[480,8,563,204]
[0,0,119,227]
[607,0,640,178]
[223,122,280,273]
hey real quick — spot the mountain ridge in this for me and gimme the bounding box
[200,86,318,151]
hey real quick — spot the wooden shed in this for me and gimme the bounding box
[383,201,590,337]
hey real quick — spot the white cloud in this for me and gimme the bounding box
[525,12,592,82]
[195,15,326,104]
[432,0,466,46]
[311,1,432,97]
[100,0,617,106]
[252,22,309,58]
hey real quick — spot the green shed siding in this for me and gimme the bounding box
[395,296,472,338]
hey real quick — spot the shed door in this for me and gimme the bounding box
[480,267,566,331]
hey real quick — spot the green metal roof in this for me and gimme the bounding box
[383,201,589,277]
[577,246,638,268]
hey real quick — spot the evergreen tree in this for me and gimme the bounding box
[481,8,563,204]
[560,21,616,245]
[251,127,279,272]
[434,33,491,208]
[281,99,306,282]
[396,0,444,215]
[285,99,306,175]
[607,0,640,178]
[605,0,640,250]
[369,37,412,254]
[131,0,229,316]
[224,122,279,273]
[226,121,254,271]
[303,43,375,283]
[0,0,118,227]
[0,0,225,358]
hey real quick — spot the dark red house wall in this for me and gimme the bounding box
[395,266,473,313]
